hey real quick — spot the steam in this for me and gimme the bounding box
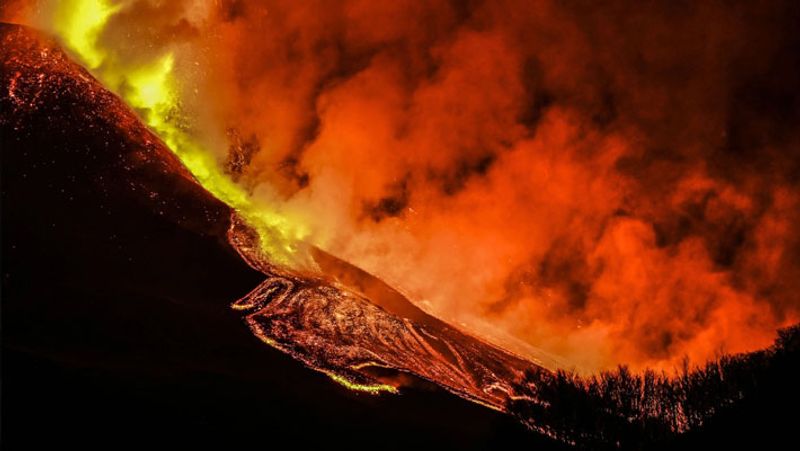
[16,0,800,372]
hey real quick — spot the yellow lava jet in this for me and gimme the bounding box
[46,0,311,267]
[52,0,119,69]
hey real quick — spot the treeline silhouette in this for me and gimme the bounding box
[508,324,800,449]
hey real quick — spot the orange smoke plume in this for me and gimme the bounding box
[15,0,800,372]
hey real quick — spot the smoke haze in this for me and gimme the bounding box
[11,0,800,371]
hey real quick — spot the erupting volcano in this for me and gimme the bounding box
[3,0,800,449]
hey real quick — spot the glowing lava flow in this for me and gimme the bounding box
[226,217,541,407]
[48,0,310,267]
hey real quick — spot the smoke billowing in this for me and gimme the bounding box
[13,0,800,371]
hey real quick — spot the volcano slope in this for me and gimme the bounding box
[5,22,799,451]
[1,23,562,450]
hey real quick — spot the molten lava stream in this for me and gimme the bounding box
[227,216,545,410]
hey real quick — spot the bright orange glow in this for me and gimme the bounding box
[22,0,800,373]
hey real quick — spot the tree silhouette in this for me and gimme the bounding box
[509,324,800,449]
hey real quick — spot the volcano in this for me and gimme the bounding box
[1,23,554,449]
[1,18,556,406]
[3,19,800,451]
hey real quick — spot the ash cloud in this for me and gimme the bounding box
[26,0,800,371]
